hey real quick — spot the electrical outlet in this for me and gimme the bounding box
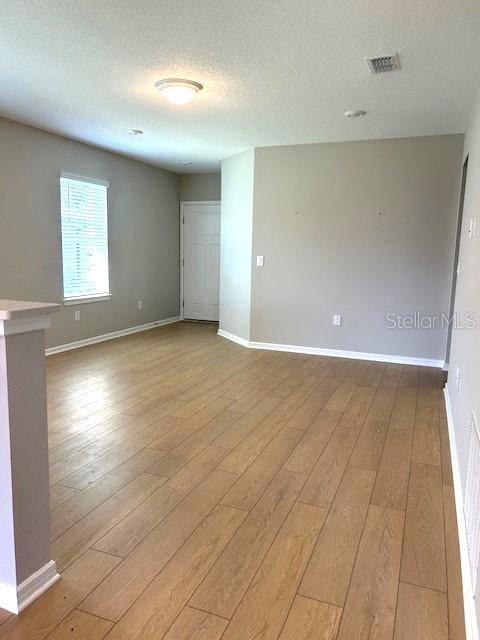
[333,314,342,326]
[468,217,476,239]
[137,300,143,310]
[74,310,81,322]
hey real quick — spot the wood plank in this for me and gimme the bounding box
[349,385,396,470]
[349,407,391,471]
[80,415,184,459]
[60,440,158,489]
[52,473,166,570]
[394,582,448,640]
[283,410,341,475]
[217,382,319,475]
[144,410,241,477]
[279,596,342,640]
[212,396,281,449]
[0,611,11,626]
[220,428,303,510]
[389,388,418,430]
[401,462,447,592]
[284,381,336,431]
[0,551,120,640]
[101,506,246,640]
[93,485,183,557]
[163,607,227,640]
[49,484,79,511]
[163,445,229,492]
[371,427,413,510]
[148,397,238,452]
[337,385,376,430]
[48,407,172,463]
[50,448,164,539]
[336,505,404,640]
[45,610,113,640]
[398,365,419,388]
[412,389,441,466]
[419,367,440,389]
[443,486,467,640]
[190,469,305,618]
[222,503,326,640]
[49,450,98,486]
[299,467,375,606]
[59,420,174,488]
[324,378,358,413]
[79,469,238,622]
[359,362,386,388]
[380,363,403,388]
[299,426,359,508]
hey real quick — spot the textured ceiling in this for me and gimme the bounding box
[1,0,479,172]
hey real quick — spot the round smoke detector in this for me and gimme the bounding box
[344,110,367,119]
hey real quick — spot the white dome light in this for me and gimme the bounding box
[155,79,204,105]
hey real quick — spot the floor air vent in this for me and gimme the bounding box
[464,409,480,594]
[366,54,401,74]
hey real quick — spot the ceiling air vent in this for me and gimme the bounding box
[366,53,401,74]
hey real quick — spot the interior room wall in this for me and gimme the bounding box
[179,173,221,201]
[0,117,180,348]
[219,150,254,340]
[250,135,464,362]
[446,94,480,636]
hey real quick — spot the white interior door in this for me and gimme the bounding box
[182,202,221,321]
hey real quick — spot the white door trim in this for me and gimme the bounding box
[180,201,221,321]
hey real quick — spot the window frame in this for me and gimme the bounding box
[59,172,112,305]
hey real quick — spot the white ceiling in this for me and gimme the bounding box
[2,0,479,172]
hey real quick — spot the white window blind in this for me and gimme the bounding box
[60,174,110,301]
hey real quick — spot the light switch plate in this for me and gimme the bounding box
[333,314,342,326]
[256,256,264,267]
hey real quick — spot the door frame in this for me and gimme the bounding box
[180,200,221,321]
[444,156,469,368]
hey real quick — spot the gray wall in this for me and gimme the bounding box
[219,150,254,340]
[7,330,51,583]
[179,173,221,201]
[250,136,463,360]
[446,93,480,640]
[0,117,180,348]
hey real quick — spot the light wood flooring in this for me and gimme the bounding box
[0,321,466,639]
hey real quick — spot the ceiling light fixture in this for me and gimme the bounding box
[155,78,203,105]
[180,161,193,166]
[344,110,367,119]
[127,129,143,135]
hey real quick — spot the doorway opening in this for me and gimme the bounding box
[445,155,469,367]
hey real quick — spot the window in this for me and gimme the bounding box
[60,174,110,302]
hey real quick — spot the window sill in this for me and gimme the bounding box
[63,294,112,306]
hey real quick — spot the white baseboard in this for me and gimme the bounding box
[444,385,479,640]
[0,560,60,614]
[217,329,444,368]
[217,329,250,348]
[46,316,180,355]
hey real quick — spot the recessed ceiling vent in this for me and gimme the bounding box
[366,53,401,74]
